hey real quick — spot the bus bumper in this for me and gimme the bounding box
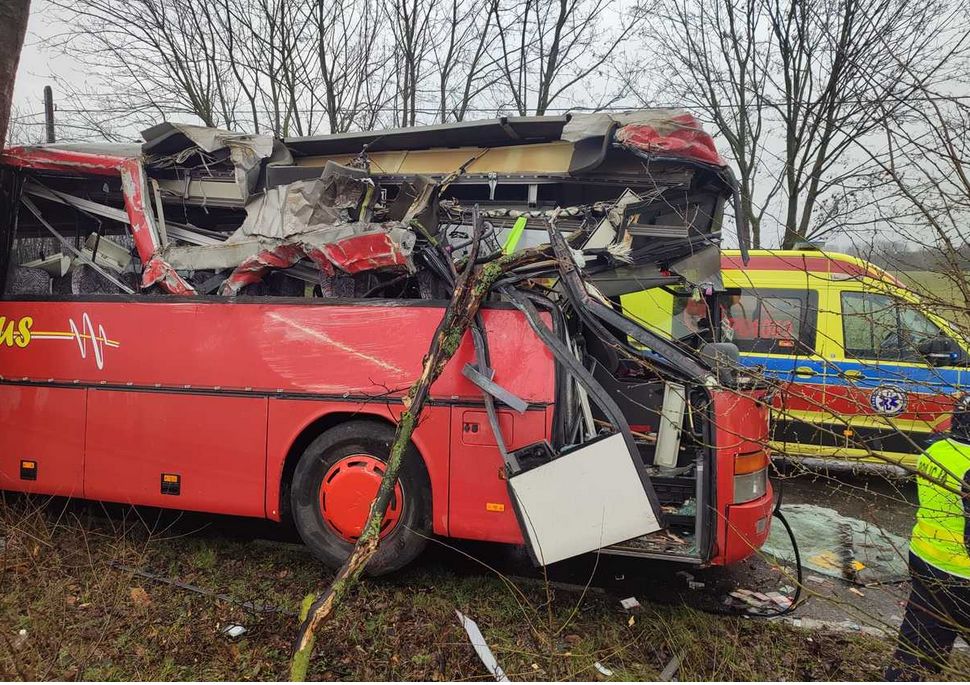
[715,483,774,566]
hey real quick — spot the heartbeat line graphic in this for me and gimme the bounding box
[30,313,120,370]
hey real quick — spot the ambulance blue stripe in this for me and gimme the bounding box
[739,354,962,395]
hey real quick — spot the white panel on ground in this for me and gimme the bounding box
[509,433,661,565]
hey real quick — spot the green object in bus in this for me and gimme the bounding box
[621,288,677,340]
[502,217,528,255]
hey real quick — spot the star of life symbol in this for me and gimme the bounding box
[870,384,907,416]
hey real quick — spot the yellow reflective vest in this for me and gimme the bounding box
[910,437,970,579]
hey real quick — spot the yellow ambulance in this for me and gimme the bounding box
[622,249,968,469]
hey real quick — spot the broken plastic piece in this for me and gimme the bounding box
[455,610,509,682]
[659,651,683,682]
[502,216,528,254]
[619,596,641,610]
[594,662,614,677]
[82,233,131,273]
[222,624,248,638]
[21,253,71,277]
[613,111,725,167]
[508,433,662,565]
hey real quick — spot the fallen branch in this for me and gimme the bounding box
[290,213,554,680]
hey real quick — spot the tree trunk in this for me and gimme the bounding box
[0,0,31,149]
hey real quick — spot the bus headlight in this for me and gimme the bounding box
[734,449,769,503]
[734,467,768,503]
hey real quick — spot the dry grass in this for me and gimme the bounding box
[0,494,966,681]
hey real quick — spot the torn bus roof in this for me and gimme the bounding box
[0,109,742,300]
[284,109,727,169]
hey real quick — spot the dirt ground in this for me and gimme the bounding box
[1,467,967,681]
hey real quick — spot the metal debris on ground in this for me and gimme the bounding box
[455,610,509,683]
[762,504,908,584]
[659,651,684,682]
[110,561,296,616]
[765,592,792,610]
[726,588,792,613]
[782,617,886,638]
[619,596,641,610]
[594,661,614,677]
[222,623,248,639]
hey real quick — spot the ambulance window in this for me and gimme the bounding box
[841,292,940,361]
[723,292,807,354]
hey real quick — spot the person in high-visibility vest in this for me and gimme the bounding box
[887,396,970,679]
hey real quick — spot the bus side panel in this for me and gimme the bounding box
[0,385,85,497]
[447,407,549,544]
[0,301,553,404]
[83,390,268,517]
[265,399,452,534]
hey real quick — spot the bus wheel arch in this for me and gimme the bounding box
[281,414,432,575]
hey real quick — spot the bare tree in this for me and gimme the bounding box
[765,0,955,249]
[430,0,500,122]
[309,0,391,133]
[645,0,962,249]
[644,0,777,248]
[4,105,44,147]
[383,0,434,127]
[45,0,644,136]
[491,0,644,116]
[856,44,970,321]
[0,0,32,150]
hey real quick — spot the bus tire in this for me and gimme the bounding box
[290,420,431,576]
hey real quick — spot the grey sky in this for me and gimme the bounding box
[12,1,82,120]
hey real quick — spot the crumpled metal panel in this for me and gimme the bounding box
[218,244,305,296]
[118,158,195,295]
[218,225,416,296]
[232,161,371,241]
[613,111,725,167]
[304,226,416,275]
[143,254,197,296]
[141,122,286,202]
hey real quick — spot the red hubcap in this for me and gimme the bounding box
[319,454,404,542]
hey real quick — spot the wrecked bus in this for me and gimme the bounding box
[0,111,773,574]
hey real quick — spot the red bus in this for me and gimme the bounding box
[0,112,773,573]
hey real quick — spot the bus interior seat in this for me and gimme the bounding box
[68,264,135,295]
[5,265,52,296]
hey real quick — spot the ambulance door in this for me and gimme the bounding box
[828,288,959,467]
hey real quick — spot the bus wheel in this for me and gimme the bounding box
[290,420,431,575]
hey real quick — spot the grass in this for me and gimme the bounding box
[1,494,967,681]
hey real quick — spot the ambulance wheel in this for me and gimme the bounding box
[290,420,431,576]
